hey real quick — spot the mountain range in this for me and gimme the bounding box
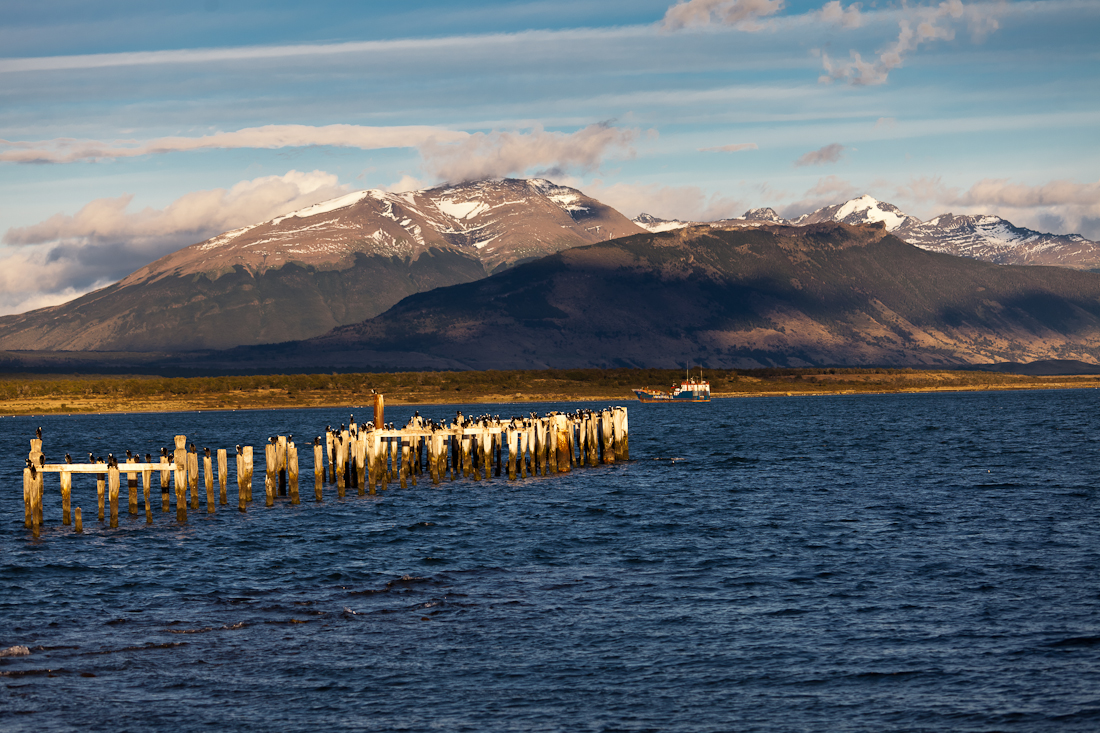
[202,222,1100,371]
[635,194,1100,270]
[0,178,640,351]
[2,178,1100,369]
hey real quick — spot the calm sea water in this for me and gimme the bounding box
[2,390,1100,732]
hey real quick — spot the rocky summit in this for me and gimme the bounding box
[0,178,642,352]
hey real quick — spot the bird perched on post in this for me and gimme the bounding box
[236,445,242,455]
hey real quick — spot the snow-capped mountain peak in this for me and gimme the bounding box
[796,195,916,232]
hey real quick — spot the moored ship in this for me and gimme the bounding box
[633,374,711,403]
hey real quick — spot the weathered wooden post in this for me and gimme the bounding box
[236,447,245,511]
[97,458,106,521]
[506,428,517,480]
[23,464,33,529]
[74,506,82,533]
[555,415,571,473]
[188,444,199,510]
[265,440,276,507]
[519,427,529,479]
[217,449,228,506]
[243,446,254,503]
[204,447,215,513]
[587,413,599,467]
[619,407,630,460]
[173,436,187,523]
[340,427,351,490]
[143,454,152,524]
[29,435,43,530]
[325,427,335,483]
[482,426,493,482]
[335,433,346,498]
[160,449,170,512]
[108,460,120,528]
[125,453,137,515]
[600,410,615,464]
[277,436,288,497]
[288,441,300,505]
[373,393,385,434]
[62,454,73,525]
[314,437,324,501]
[399,436,410,489]
[356,433,367,495]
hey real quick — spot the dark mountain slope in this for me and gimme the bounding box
[216,222,1100,370]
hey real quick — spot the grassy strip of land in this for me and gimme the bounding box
[1,367,1099,416]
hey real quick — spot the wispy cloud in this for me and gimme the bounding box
[0,124,469,164]
[699,142,758,152]
[795,143,846,167]
[419,123,640,183]
[662,0,785,31]
[818,0,1004,85]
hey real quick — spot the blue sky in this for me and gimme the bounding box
[0,0,1097,313]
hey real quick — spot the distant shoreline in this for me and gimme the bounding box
[1,367,1098,417]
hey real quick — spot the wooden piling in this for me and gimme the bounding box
[334,433,346,498]
[75,507,82,533]
[277,436,288,497]
[143,455,152,524]
[174,436,187,523]
[188,446,199,510]
[160,452,170,512]
[236,449,244,511]
[601,410,615,464]
[587,413,599,467]
[325,429,336,483]
[108,463,120,528]
[127,456,138,515]
[218,449,228,505]
[23,466,32,528]
[356,434,367,495]
[289,441,300,505]
[243,446,254,503]
[265,442,276,507]
[61,465,72,526]
[97,459,106,521]
[314,439,324,501]
[373,393,385,432]
[204,449,215,513]
[555,415,571,473]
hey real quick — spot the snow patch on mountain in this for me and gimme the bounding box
[271,190,371,225]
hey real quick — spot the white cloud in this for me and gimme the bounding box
[662,0,785,31]
[384,175,427,194]
[418,123,640,183]
[818,1,863,28]
[0,170,349,315]
[898,175,1100,239]
[818,0,1003,85]
[794,143,846,167]
[699,143,758,152]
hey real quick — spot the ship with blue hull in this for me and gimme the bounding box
[633,374,711,403]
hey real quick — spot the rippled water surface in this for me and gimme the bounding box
[3,390,1100,731]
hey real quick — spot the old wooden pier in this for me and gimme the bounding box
[19,399,629,536]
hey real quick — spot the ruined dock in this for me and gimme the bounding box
[19,398,629,537]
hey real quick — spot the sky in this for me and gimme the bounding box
[0,0,1097,314]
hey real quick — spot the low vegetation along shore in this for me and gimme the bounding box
[2,368,1099,416]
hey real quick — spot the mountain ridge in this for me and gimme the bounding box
[633,195,1100,269]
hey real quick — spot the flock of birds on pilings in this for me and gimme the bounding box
[19,404,630,538]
